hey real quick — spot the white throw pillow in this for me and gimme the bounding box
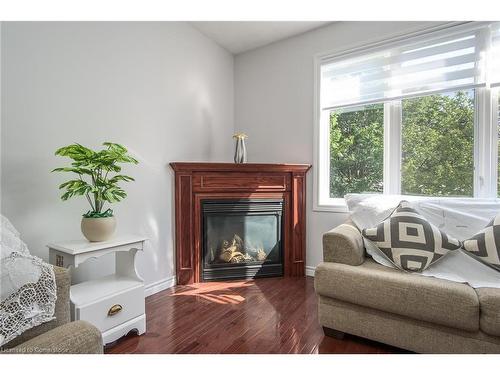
[414,199,500,241]
[345,194,411,230]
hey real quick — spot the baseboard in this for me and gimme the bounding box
[305,266,316,277]
[144,275,176,297]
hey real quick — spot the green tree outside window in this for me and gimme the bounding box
[329,90,474,198]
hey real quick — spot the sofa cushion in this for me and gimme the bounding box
[314,259,479,332]
[362,201,461,272]
[476,288,500,337]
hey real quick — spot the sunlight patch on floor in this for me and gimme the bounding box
[195,293,246,304]
[170,281,254,304]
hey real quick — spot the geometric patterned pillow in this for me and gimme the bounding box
[362,201,462,272]
[462,213,500,271]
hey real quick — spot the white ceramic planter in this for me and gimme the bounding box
[81,216,117,242]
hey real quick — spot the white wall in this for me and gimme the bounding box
[234,21,443,273]
[0,21,450,289]
[1,22,234,289]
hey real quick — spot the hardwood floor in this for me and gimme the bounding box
[105,276,404,354]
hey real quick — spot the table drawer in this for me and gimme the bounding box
[75,286,145,332]
[193,172,290,191]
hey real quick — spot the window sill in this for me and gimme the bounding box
[313,199,350,213]
[312,194,500,214]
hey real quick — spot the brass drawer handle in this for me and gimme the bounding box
[108,304,123,316]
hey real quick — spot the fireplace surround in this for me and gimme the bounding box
[170,162,311,285]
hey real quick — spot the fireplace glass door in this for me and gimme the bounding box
[202,199,283,281]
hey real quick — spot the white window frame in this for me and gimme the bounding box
[313,22,500,212]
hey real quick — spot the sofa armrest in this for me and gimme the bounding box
[52,266,71,325]
[1,266,71,349]
[323,219,365,265]
[3,321,103,354]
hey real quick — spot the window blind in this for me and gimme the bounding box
[321,26,488,110]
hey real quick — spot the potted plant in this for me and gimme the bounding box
[52,142,138,242]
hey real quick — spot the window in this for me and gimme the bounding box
[315,22,500,211]
[401,90,475,197]
[329,104,384,197]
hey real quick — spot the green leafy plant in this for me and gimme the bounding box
[52,142,138,218]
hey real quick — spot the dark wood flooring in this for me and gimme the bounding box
[106,276,403,354]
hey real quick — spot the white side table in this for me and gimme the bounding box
[48,235,147,345]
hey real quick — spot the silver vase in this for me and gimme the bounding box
[233,135,247,164]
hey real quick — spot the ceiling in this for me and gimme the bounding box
[190,21,331,54]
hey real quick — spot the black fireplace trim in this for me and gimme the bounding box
[201,198,284,281]
[202,200,284,213]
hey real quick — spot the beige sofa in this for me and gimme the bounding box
[1,267,103,354]
[314,220,500,353]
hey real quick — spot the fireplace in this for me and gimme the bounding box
[202,199,284,281]
[170,162,311,284]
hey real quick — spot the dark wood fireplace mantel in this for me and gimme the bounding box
[170,162,311,285]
